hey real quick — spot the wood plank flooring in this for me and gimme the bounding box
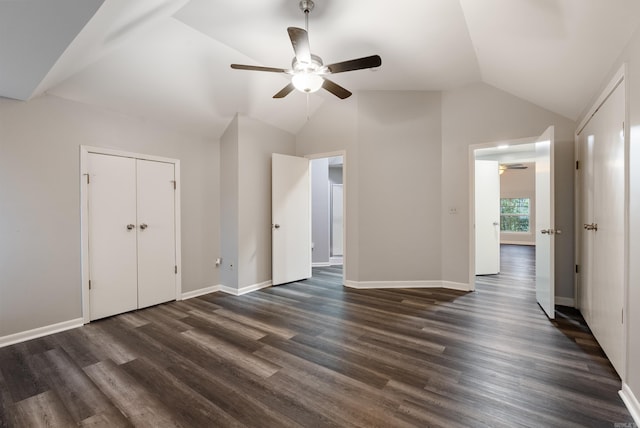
[0,245,634,427]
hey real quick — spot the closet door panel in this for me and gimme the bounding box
[591,83,625,376]
[137,159,176,308]
[87,154,138,320]
[578,82,625,376]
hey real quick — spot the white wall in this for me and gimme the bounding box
[500,163,535,245]
[357,91,443,282]
[219,116,239,289]
[311,158,330,265]
[441,82,576,298]
[0,95,219,337]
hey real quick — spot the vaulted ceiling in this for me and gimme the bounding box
[2,0,639,139]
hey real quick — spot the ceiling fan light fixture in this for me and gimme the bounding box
[292,72,324,93]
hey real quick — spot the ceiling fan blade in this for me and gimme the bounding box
[273,83,295,99]
[231,64,287,73]
[322,78,352,99]
[287,27,311,64]
[326,55,382,74]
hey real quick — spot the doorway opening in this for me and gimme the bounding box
[474,141,537,278]
[308,152,345,284]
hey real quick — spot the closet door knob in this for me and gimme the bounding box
[140,223,148,230]
[126,224,135,230]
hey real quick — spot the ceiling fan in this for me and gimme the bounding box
[230,0,382,99]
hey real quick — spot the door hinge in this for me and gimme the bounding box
[84,173,90,184]
[575,161,580,170]
[175,265,178,274]
[575,264,579,274]
[622,308,624,324]
[88,280,92,290]
[171,180,176,190]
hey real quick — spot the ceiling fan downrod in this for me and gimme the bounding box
[299,0,314,32]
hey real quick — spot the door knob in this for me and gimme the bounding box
[541,229,554,235]
[140,223,148,230]
[126,224,135,230]
[584,223,598,231]
[273,224,280,229]
[492,222,499,226]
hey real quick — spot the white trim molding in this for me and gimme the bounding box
[620,383,640,426]
[181,285,221,300]
[312,262,331,267]
[0,318,83,348]
[220,280,272,296]
[344,280,471,292]
[329,257,343,265]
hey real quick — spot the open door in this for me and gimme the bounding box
[475,160,500,275]
[535,126,555,319]
[272,153,312,285]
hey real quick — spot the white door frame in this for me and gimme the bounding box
[80,145,182,324]
[468,137,537,290]
[305,150,347,283]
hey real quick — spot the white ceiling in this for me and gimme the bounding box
[2,0,640,139]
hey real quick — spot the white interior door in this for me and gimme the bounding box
[475,160,500,275]
[137,159,177,309]
[579,82,625,376]
[535,126,555,319]
[272,153,311,285]
[87,153,138,320]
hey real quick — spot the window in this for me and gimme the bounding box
[500,198,530,232]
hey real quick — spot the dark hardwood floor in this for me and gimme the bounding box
[0,245,634,427]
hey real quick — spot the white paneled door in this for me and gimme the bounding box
[578,81,625,376]
[272,153,311,286]
[87,153,177,320]
[137,160,176,309]
[87,154,138,320]
[535,126,555,319]
[475,160,500,275]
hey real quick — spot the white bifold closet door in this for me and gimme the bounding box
[578,82,625,376]
[137,160,176,308]
[87,153,176,321]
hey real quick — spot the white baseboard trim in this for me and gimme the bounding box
[329,257,343,265]
[181,285,221,300]
[344,280,471,292]
[620,383,640,426]
[555,296,575,307]
[312,262,331,267]
[220,280,272,296]
[0,318,84,348]
[441,281,472,291]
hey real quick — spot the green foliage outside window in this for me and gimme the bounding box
[500,198,530,232]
